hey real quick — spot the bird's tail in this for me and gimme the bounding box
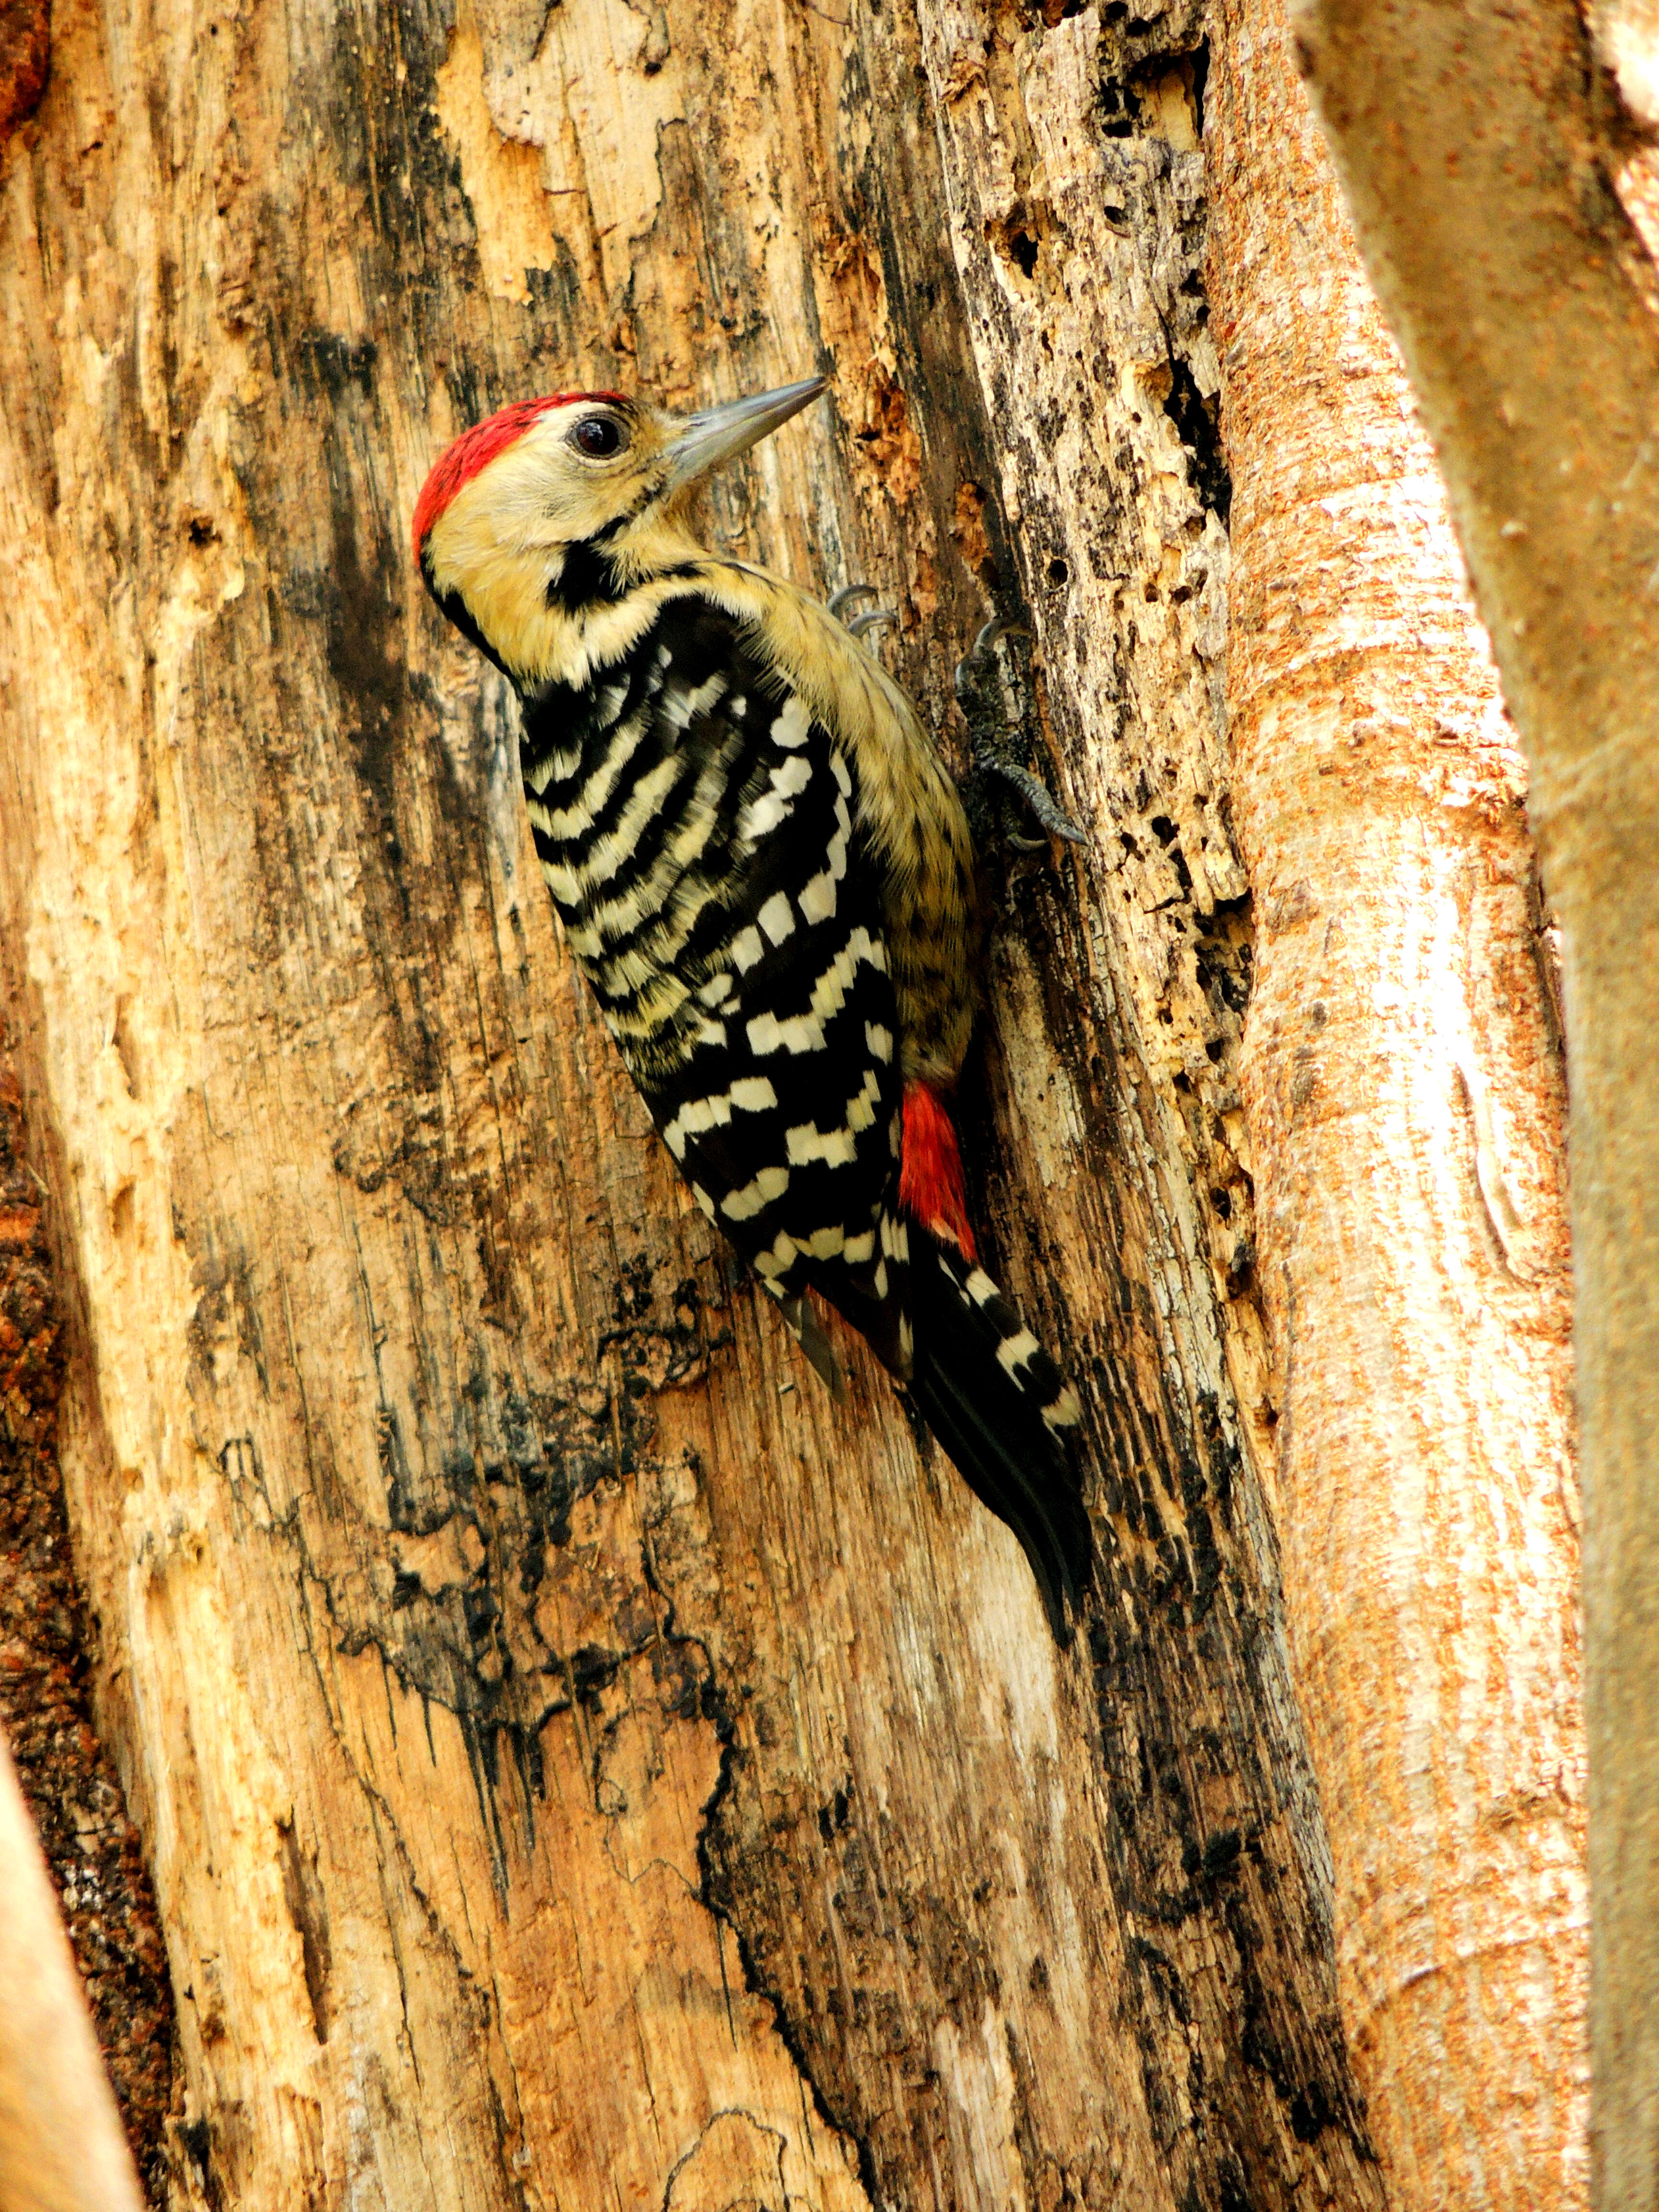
[907,1230,1094,1644]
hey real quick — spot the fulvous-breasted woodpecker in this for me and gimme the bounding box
[412,375,1092,1639]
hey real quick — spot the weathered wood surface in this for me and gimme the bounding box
[0,0,1582,2203]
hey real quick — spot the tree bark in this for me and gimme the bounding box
[0,1056,176,2200]
[0,1726,147,2212]
[1285,5,1657,2203]
[1204,3,1587,2204]
[0,0,1583,2205]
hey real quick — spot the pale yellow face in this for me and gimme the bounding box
[419,375,829,686]
[420,396,709,684]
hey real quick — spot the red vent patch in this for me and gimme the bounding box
[899,1082,977,1260]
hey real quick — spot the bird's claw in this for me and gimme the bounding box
[830,583,880,622]
[977,752,1088,845]
[830,584,898,656]
[847,606,897,641]
[954,618,1029,707]
[956,619,1086,849]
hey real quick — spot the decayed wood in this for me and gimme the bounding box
[908,7,1385,2202]
[0,0,48,144]
[1286,4,1659,2203]
[1204,1,1587,2202]
[0,0,1581,2204]
[0,1726,146,2212]
[0,1058,175,2201]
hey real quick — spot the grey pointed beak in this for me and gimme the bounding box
[662,375,827,494]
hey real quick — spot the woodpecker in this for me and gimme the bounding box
[413,375,1093,1640]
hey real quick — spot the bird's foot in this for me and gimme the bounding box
[955,619,1086,850]
[830,582,899,653]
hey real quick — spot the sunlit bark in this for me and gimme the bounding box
[1289,2,1657,2201]
[1206,3,1587,2203]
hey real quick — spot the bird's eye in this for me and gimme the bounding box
[571,415,628,458]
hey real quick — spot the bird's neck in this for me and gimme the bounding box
[440,517,709,697]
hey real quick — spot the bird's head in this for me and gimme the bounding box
[412,375,825,685]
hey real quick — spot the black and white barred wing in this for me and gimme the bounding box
[652,610,919,1378]
[521,595,914,1378]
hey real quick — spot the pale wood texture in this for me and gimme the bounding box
[0,1728,147,2212]
[0,0,1582,2203]
[1205,2,1587,2203]
[1286,4,1659,2203]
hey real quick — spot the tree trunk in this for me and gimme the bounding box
[1283,6,1655,2203]
[1205,2,1587,2203]
[0,0,1582,2208]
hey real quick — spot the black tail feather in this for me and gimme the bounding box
[907,1232,1094,1644]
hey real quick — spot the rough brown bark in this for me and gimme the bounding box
[0,0,1584,2203]
[1285,5,1658,2204]
[0,1057,175,2202]
[0,1721,147,2212]
[0,0,47,144]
